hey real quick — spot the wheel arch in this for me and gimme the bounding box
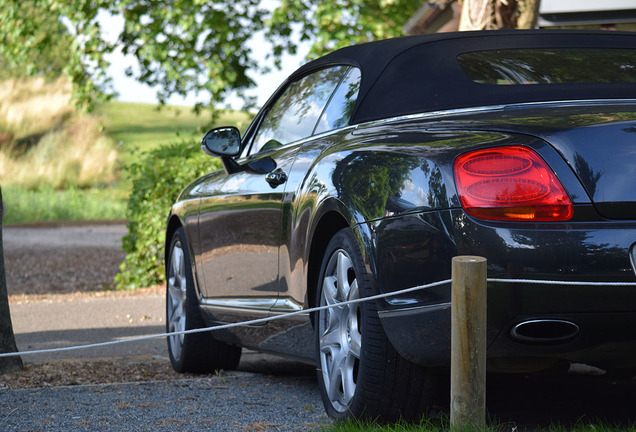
[164,213,184,270]
[306,211,350,322]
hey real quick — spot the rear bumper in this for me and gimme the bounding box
[380,298,636,372]
[372,208,636,372]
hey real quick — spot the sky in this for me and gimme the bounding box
[99,11,309,110]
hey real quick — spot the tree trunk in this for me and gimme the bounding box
[459,0,540,31]
[0,188,23,373]
[459,0,496,30]
[516,0,541,29]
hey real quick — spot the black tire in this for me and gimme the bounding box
[166,227,241,373]
[315,228,441,421]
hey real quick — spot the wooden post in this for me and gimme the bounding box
[451,256,487,429]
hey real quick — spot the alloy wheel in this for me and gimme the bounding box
[318,249,362,413]
[167,240,187,361]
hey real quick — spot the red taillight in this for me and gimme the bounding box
[453,146,573,221]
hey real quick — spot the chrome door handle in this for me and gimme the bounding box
[265,169,287,187]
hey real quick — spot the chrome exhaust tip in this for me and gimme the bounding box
[510,319,579,344]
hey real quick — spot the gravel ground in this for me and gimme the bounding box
[0,372,328,431]
[1,223,331,431]
[4,223,126,296]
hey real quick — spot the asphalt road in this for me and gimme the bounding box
[5,223,166,361]
[11,294,166,361]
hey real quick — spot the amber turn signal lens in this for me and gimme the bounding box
[454,146,573,221]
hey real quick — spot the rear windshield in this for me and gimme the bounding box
[458,49,636,85]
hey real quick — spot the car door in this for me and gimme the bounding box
[195,65,351,323]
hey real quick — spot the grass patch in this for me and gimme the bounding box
[544,422,636,432]
[321,417,485,432]
[321,418,636,432]
[2,186,127,225]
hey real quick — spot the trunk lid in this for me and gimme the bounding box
[457,104,636,220]
[544,116,636,219]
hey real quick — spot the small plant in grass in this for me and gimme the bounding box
[115,138,221,290]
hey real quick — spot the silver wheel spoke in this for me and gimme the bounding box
[322,275,338,306]
[336,252,352,298]
[320,324,342,352]
[328,347,346,403]
[347,279,362,357]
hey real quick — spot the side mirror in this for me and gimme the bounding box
[201,126,241,157]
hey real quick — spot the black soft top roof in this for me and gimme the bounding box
[289,30,636,125]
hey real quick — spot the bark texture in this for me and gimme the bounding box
[0,188,23,373]
[458,0,540,30]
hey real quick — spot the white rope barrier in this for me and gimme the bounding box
[0,279,452,358]
[2,277,636,359]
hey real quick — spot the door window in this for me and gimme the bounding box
[249,66,349,154]
[314,67,362,134]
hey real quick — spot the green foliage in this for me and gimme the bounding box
[114,0,266,111]
[267,0,422,59]
[115,139,221,290]
[0,0,73,79]
[2,186,126,225]
[0,0,420,114]
[0,0,113,110]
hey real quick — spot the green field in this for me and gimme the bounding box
[95,101,252,159]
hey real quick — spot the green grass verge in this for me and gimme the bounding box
[321,417,636,432]
[321,418,490,432]
[2,186,127,225]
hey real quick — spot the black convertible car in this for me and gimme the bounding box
[165,30,636,420]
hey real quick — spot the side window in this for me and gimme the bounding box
[314,67,361,135]
[249,66,349,155]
